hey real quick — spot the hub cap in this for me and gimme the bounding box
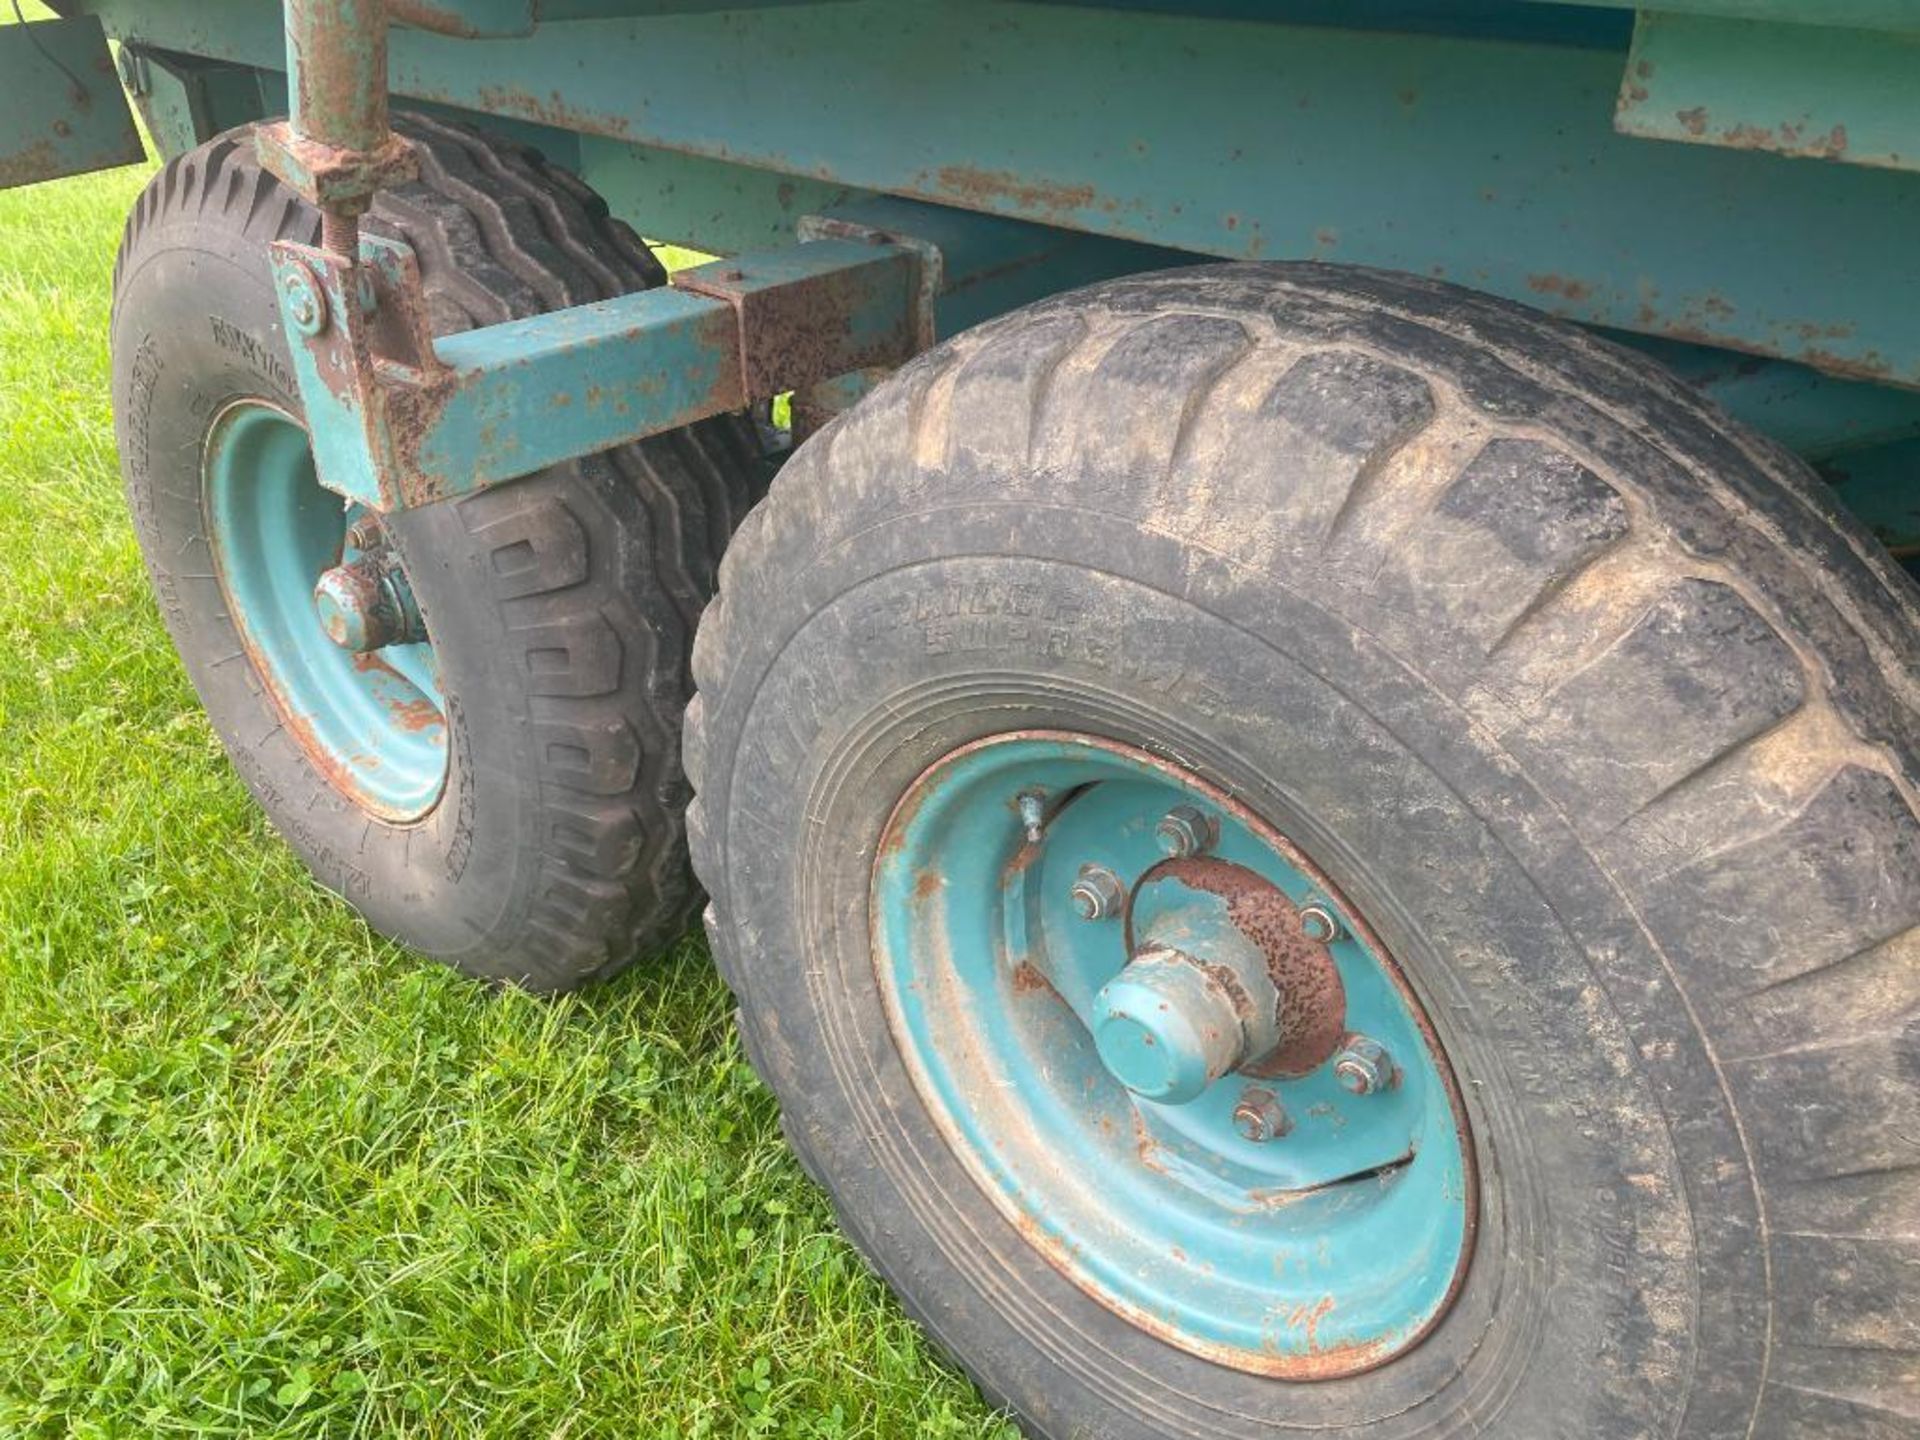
[871,732,1475,1378]
[203,401,447,819]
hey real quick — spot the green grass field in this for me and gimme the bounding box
[0,111,1010,1440]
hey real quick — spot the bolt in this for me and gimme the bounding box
[283,261,328,337]
[321,211,359,259]
[1332,1035,1395,1097]
[1070,864,1126,921]
[1299,904,1343,944]
[344,515,385,555]
[116,47,148,96]
[1155,804,1215,858]
[1232,1087,1292,1142]
[1017,791,1047,844]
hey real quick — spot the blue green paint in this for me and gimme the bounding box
[872,734,1471,1374]
[0,15,144,190]
[202,402,447,818]
[1618,12,1920,172]
[84,0,1920,385]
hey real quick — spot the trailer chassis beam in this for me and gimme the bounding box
[270,229,919,510]
[271,190,1177,511]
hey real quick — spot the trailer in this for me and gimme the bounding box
[4,3,1916,1434]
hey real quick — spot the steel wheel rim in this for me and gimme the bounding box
[203,400,448,819]
[871,731,1476,1378]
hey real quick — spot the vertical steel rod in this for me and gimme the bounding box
[284,0,392,172]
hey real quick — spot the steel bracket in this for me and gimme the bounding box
[255,122,418,214]
[271,230,923,511]
[669,242,923,403]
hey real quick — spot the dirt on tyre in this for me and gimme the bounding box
[685,265,1920,1437]
[111,114,769,990]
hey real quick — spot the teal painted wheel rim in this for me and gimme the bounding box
[203,401,447,819]
[871,732,1476,1378]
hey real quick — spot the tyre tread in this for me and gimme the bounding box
[684,265,1920,1430]
[114,114,767,990]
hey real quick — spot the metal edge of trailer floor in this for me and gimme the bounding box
[1617,12,1920,171]
[68,0,1920,389]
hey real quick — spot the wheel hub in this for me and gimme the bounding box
[1094,858,1346,1103]
[202,400,448,819]
[871,731,1476,1378]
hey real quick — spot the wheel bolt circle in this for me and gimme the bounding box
[1092,946,1245,1103]
[1069,864,1126,921]
[313,563,393,652]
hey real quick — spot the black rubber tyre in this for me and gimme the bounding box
[111,114,769,990]
[685,266,1920,1437]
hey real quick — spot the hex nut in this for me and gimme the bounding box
[1332,1035,1395,1097]
[1232,1087,1291,1142]
[1070,864,1127,921]
[1155,804,1216,858]
[282,261,328,337]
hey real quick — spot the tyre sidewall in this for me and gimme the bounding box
[702,496,1748,1438]
[111,208,545,968]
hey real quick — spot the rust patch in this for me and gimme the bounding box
[388,697,442,733]
[1144,858,1347,1078]
[472,85,634,140]
[0,140,61,191]
[672,249,917,402]
[1525,273,1594,304]
[1009,961,1060,999]
[930,164,1100,220]
[1661,105,1851,163]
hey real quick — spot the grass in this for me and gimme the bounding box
[0,95,1009,1440]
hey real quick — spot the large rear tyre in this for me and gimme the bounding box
[685,266,1920,1436]
[112,114,769,990]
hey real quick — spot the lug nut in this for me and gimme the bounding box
[1298,904,1342,944]
[1232,1087,1291,1142]
[1332,1035,1395,1097]
[1155,805,1215,858]
[345,515,385,555]
[1069,864,1126,921]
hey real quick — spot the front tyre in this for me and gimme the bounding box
[685,266,1920,1437]
[112,116,769,990]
